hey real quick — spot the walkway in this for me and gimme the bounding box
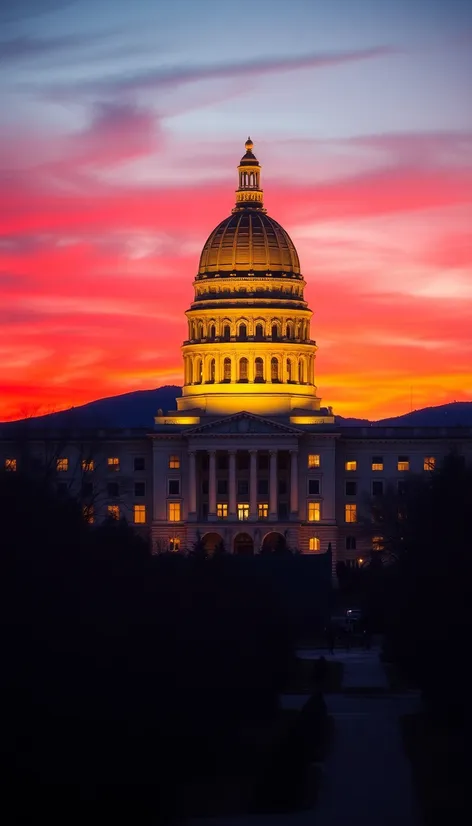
[189,647,420,825]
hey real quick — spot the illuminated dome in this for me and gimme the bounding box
[198,211,300,274]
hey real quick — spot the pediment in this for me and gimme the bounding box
[186,411,302,436]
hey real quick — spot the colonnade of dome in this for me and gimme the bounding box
[186,315,312,343]
[183,350,315,386]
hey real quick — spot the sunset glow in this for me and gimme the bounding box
[1,0,471,421]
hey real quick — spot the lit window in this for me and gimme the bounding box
[346,536,357,550]
[134,504,146,524]
[308,501,321,522]
[237,503,249,521]
[372,456,384,471]
[169,455,180,469]
[169,536,180,552]
[83,505,94,524]
[108,457,120,471]
[5,458,17,471]
[309,536,320,552]
[258,503,269,519]
[372,535,384,551]
[168,479,180,495]
[345,461,357,472]
[108,504,119,520]
[81,459,94,472]
[397,456,409,471]
[57,457,69,472]
[345,504,357,523]
[217,503,228,519]
[308,454,320,468]
[168,502,181,522]
[424,456,436,471]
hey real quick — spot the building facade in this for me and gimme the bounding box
[1,140,471,563]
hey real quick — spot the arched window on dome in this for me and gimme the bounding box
[287,358,293,382]
[198,323,204,340]
[208,359,216,383]
[238,323,247,341]
[223,357,231,382]
[298,359,304,384]
[188,359,193,384]
[255,357,264,382]
[255,323,264,341]
[195,358,203,384]
[223,324,231,342]
[286,321,293,339]
[239,357,248,382]
[209,324,216,341]
[271,323,279,341]
[271,357,279,382]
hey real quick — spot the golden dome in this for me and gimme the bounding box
[198,210,300,274]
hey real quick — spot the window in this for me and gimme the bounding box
[134,504,146,524]
[424,456,436,471]
[169,455,180,469]
[255,357,264,380]
[255,323,264,340]
[81,481,93,498]
[168,479,180,496]
[108,457,120,471]
[238,323,247,341]
[259,454,269,470]
[217,479,228,495]
[345,460,357,472]
[134,457,145,471]
[223,325,231,342]
[279,503,288,519]
[237,503,249,521]
[238,480,249,496]
[223,357,231,380]
[218,454,228,470]
[239,357,248,381]
[271,356,279,381]
[372,480,384,497]
[258,479,269,495]
[209,359,216,382]
[168,502,181,522]
[217,503,228,519]
[345,504,357,523]
[258,503,269,519]
[5,458,16,471]
[397,456,409,471]
[372,456,383,471]
[81,459,94,472]
[278,479,287,495]
[308,501,321,522]
[308,454,320,468]
[372,535,384,551]
[309,537,320,552]
[108,504,119,520]
[107,482,119,497]
[308,479,320,495]
[169,536,180,552]
[57,457,69,472]
[238,453,249,470]
[345,481,357,496]
[135,481,145,497]
[83,505,94,524]
[346,535,357,550]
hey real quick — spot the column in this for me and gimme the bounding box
[269,449,278,520]
[208,449,216,520]
[290,449,298,516]
[248,353,255,383]
[249,449,258,520]
[189,450,197,517]
[228,449,237,518]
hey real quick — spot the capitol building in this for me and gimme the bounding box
[2,140,471,563]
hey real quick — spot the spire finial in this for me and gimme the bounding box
[245,136,253,152]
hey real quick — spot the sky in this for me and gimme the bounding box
[0,0,471,421]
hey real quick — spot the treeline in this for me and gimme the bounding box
[0,471,296,824]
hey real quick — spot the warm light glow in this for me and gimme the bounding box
[372,535,384,551]
[237,503,249,521]
[82,459,94,472]
[108,504,119,520]
[57,457,69,472]
[168,455,181,469]
[424,456,436,471]
[309,536,320,552]
[133,504,146,524]
[108,457,120,471]
[5,458,17,472]
[83,505,94,524]
[345,461,357,472]
[358,557,364,565]
[169,536,180,552]
[345,503,357,523]
[397,456,410,471]
[308,501,321,522]
[217,503,228,519]
[168,502,181,522]
[308,454,320,468]
[372,456,384,471]
[258,503,269,519]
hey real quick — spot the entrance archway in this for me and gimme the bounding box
[261,531,287,554]
[234,532,254,556]
[202,532,224,554]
